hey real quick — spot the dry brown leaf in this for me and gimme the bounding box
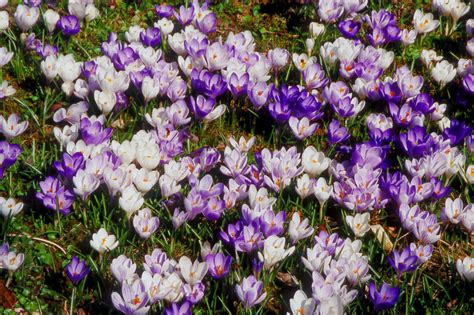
[0,279,16,309]
[370,224,393,252]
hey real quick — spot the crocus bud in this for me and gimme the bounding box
[0,11,9,32]
[309,22,325,38]
[43,9,59,33]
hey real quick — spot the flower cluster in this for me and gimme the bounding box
[0,0,473,313]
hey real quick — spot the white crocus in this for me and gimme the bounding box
[345,213,371,237]
[14,5,40,32]
[456,256,474,281]
[0,197,24,219]
[94,90,116,115]
[313,177,332,204]
[133,168,159,193]
[431,60,456,87]
[178,256,208,285]
[466,165,474,184]
[302,146,330,177]
[40,55,58,82]
[290,290,316,315]
[43,9,59,33]
[413,9,439,34]
[258,235,295,270]
[288,212,314,244]
[295,174,314,200]
[442,197,465,224]
[0,11,9,32]
[90,228,119,254]
[119,186,144,216]
[141,76,160,104]
[309,22,325,38]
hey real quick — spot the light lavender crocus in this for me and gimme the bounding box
[0,113,28,140]
[111,278,150,315]
[0,47,13,68]
[14,4,40,32]
[235,275,267,309]
[110,255,137,284]
[133,208,160,239]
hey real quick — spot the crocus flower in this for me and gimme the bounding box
[0,47,13,68]
[289,290,316,315]
[155,4,174,18]
[442,119,472,146]
[328,119,350,145]
[289,117,318,140]
[258,235,295,270]
[388,247,418,275]
[57,15,80,36]
[178,256,208,285]
[345,213,370,237]
[0,197,24,219]
[43,9,60,33]
[338,19,361,38]
[456,257,474,281]
[369,282,400,312]
[72,169,100,201]
[90,228,119,254]
[413,9,439,34]
[288,212,314,244]
[65,256,90,285]
[0,11,8,32]
[0,114,28,140]
[140,27,161,47]
[111,278,150,315]
[235,275,267,309]
[133,208,160,239]
[205,253,232,279]
[110,255,137,284]
[165,301,192,315]
[2,251,24,271]
[14,4,40,32]
[431,60,456,87]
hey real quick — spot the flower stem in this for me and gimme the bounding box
[70,287,76,315]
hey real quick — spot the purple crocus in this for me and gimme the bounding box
[36,176,75,215]
[399,126,433,158]
[155,4,174,18]
[54,152,84,179]
[196,12,217,34]
[174,5,195,27]
[303,63,329,90]
[57,15,80,36]
[442,119,472,146]
[235,275,267,309]
[368,282,400,312]
[165,301,192,315]
[140,27,161,47]
[328,119,350,145]
[219,221,243,246]
[205,253,232,279]
[462,73,474,94]
[338,19,361,38]
[65,256,90,285]
[36,43,58,59]
[0,141,21,179]
[388,247,418,276]
[79,117,112,145]
[189,95,216,119]
[228,73,250,98]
